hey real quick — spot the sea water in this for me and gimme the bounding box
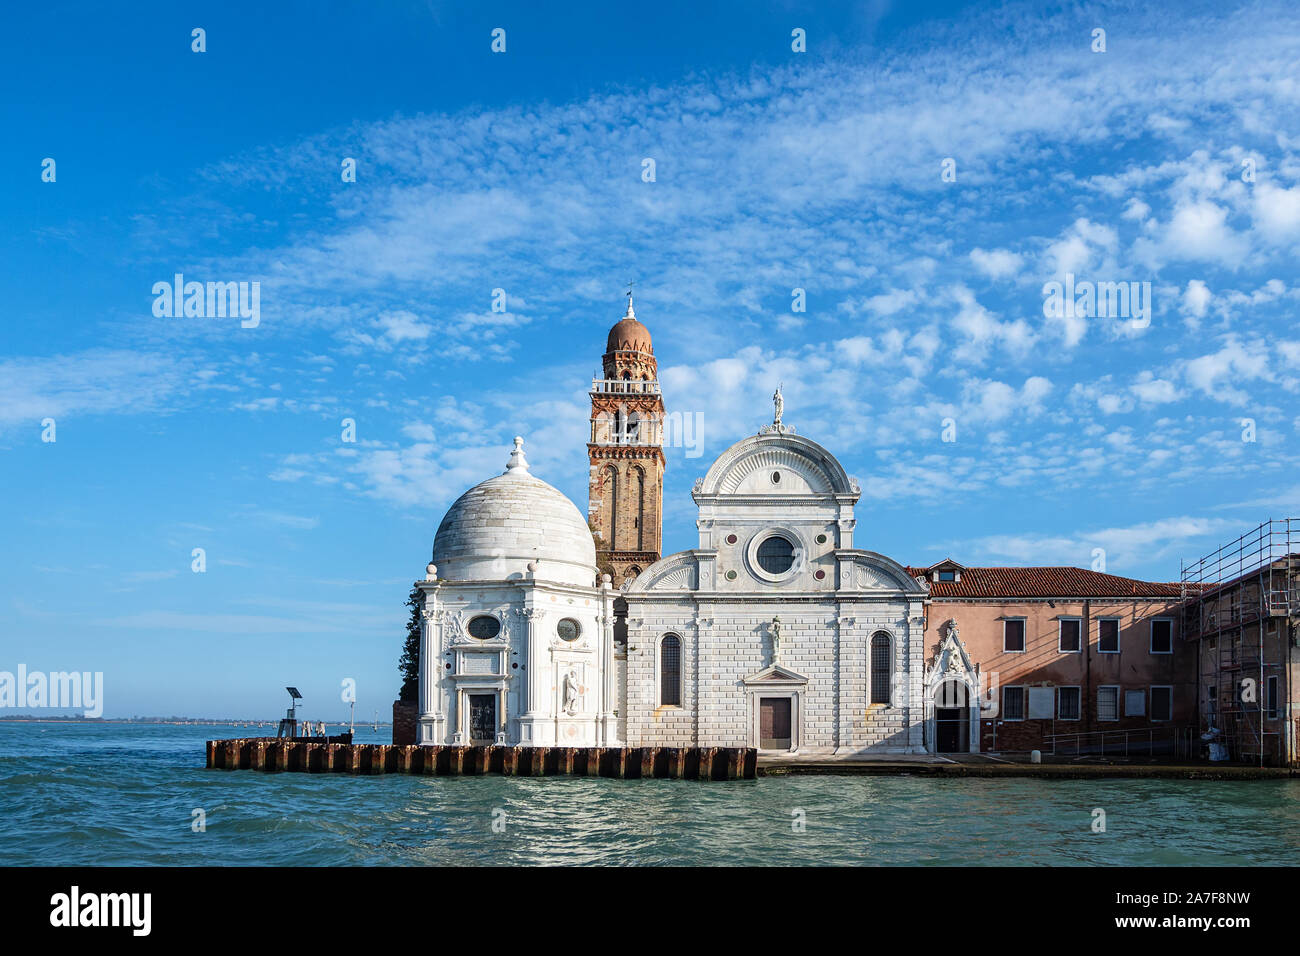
[2,722,1297,866]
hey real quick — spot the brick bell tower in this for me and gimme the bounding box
[588,293,665,586]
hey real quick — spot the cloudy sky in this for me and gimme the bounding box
[4,0,1299,717]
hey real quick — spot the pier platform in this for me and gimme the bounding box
[756,752,1295,779]
[205,738,757,780]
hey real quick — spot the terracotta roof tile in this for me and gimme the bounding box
[905,565,1184,599]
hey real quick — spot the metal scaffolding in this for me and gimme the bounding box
[1180,519,1299,766]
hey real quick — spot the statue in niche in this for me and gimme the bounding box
[563,669,583,716]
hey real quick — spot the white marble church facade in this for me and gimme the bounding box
[620,421,929,754]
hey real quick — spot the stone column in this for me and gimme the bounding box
[908,607,926,752]
[693,614,711,746]
[598,583,618,745]
[836,614,856,753]
[516,604,546,745]
[417,604,441,745]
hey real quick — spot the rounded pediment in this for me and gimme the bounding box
[696,433,856,498]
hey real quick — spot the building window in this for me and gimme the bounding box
[1098,686,1119,722]
[659,635,682,706]
[1058,686,1081,720]
[1003,685,1025,721]
[467,615,501,640]
[1150,618,1173,654]
[938,570,956,581]
[556,618,581,642]
[870,632,892,704]
[1267,676,1279,719]
[756,535,796,574]
[1124,689,1145,718]
[1098,618,1120,654]
[1058,618,1082,653]
[1003,619,1026,653]
[1150,686,1172,722]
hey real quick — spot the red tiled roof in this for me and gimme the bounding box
[905,566,1185,599]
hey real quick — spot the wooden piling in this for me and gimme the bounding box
[204,738,755,780]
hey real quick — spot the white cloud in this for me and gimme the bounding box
[969,247,1023,280]
[1181,336,1274,404]
[951,515,1244,574]
[1252,182,1300,242]
[1135,201,1250,269]
[1182,279,1212,319]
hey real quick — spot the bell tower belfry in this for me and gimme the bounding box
[588,294,665,586]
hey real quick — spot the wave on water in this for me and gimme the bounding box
[1,722,1296,866]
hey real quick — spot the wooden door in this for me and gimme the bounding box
[759,697,792,750]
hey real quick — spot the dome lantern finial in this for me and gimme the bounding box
[624,282,635,318]
[506,436,529,474]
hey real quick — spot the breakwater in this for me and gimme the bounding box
[205,738,757,780]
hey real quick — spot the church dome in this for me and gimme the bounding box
[432,438,596,587]
[606,299,653,354]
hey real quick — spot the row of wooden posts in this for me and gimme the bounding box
[206,738,758,780]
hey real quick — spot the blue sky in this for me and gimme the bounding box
[3,0,1299,718]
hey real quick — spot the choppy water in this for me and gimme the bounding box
[1,722,1297,865]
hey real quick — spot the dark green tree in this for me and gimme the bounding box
[398,586,421,702]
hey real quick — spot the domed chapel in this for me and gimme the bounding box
[413,296,1191,757]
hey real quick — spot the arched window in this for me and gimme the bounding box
[660,634,682,706]
[600,466,618,547]
[632,465,646,548]
[870,632,892,705]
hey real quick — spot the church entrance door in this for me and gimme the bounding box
[759,697,792,750]
[935,680,969,753]
[468,694,496,744]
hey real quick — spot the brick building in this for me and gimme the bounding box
[913,561,1192,754]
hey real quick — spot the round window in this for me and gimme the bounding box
[467,615,500,640]
[771,471,781,484]
[755,535,796,574]
[557,618,581,641]
[725,569,738,581]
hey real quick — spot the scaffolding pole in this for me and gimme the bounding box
[1181,519,1298,767]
